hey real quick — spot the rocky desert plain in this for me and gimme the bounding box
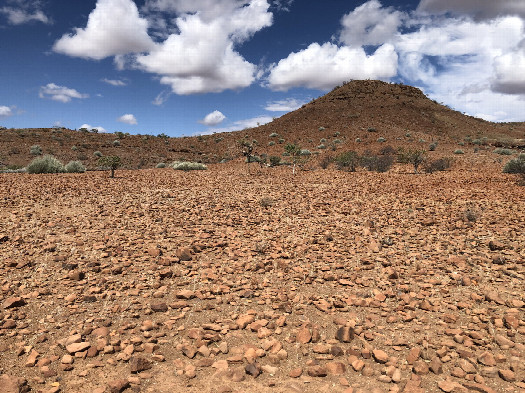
[0,81,524,393]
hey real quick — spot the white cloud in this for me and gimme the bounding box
[53,0,155,60]
[207,115,273,133]
[117,114,137,125]
[102,78,127,86]
[267,42,398,91]
[339,0,403,47]
[39,83,89,103]
[265,97,307,111]
[136,0,272,94]
[0,1,50,25]
[0,106,13,118]
[492,40,525,94]
[417,0,525,20]
[199,110,226,126]
[80,124,107,132]
[152,90,172,106]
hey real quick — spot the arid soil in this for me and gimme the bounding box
[0,159,523,393]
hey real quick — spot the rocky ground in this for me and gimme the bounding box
[0,160,523,393]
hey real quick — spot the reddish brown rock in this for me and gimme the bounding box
[0,375,30,393]
[335,326,354,343]
[130,356,152,373]
[2,297,26,309]
[107,379,130,393]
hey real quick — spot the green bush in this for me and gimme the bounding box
[269,132,279,138]
[156,163,166,168]
[299,149,311,156]
[113,140,121,146]
[503,154,525,174]
[367,127,377,132]
[269,156,281,167]
[454,149,464,155]
[377,137,386,143]
[65,161,86,173]
[355,138,362,143]
[335,151,360,172]
[171,161,207,171]
[424,157,453,173]
[278,138,285,144]
[429,142,438,151]
[268,141,275,146]
[93,151,103,157]
[361,153,394,172]
[317,144,326,149]
[27,155,65,174]
[319,127,325,131]
[494,148,513,155]
[98,156,121,178]
[71,145,78,151]
[30,145,42,156]
[397,148,427,173]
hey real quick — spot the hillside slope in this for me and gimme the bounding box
[1,80,523,170]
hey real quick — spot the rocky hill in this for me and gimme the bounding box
[1,80,524,170]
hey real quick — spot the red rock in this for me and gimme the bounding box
[236,314,255,329]
[289,368,302,378]
[461,382,496,393]
[372,349,389,364]
[307,365,327,377]
[498,369,516,382]
[175,247,192,261]
[407,347,421,364]
[3,297,26,309]
[325,362,346,375]
[150,302,168,312]
[66,342,90,354]
[130,356,152,373]
[296,326,312,344]
[478,352,496,367]
[107,379,129,393]
[0,375,30,393]
[335,326,354,343]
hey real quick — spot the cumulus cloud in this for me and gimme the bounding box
[339,0,403,47]
[136,0,272,94]
[492,40,525,94]
[0,106,13,118]
[117,114,137,125]
[102,78,127,86]
[265,97,307,111]
[199,110,226,126]
[39,83,89,103]
[80,124,107,132]
[0,0,51,25]
[417,0,525,20]
[268,43,398,91]
[53,0,155,60]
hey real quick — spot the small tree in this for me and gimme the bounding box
[398,148,427,173]
[30,145,42,156]
[239,139,257,163]
[98,156,121,178]
[284,143,307,175]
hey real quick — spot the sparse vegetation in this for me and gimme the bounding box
[377,137,386,143]
[259,197,275,208]
[361,152,394,173]
[98,155,121,178]
[397,148,427,173]
[156,163,166,168]
[503,154,525,175]
[93,151,103,157]
[269,132,279,138]
[27,155,64,174]
[30,145,42,156]
[423,157,453,173]
[65,161,86,173]
[113,139,121,146]
[171,161,207,171]
[367,127,377,132]
[429,142,438,151]
[269,156,281,167]
[319,155,332,169]
[335,151,359,172]
[454,149,464,154]
[494,148,513,155]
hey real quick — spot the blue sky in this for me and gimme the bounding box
[1,0,524,136]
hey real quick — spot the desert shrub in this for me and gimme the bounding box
[215,137,223,143]
[458,142,465,146]
[171,161,207,171]
[30,145,42,156]
[71,145,78,151]
[27,155,64,174]
[335,151,360,172]
[320,138,327,143]
[377,137,386,143]
[156,163,166,168]
[355,138,362,143]
[115,131,125,139]
[494,148,513,155]
[397,148,427,173]
[113,140,121,146]
[333,131,340,137]
[319,127,325,131]
[361,153,394,173]
[259,197,275,208]
[379,145,396,156]
[472,139,483,145]
[454,149,464,155]
[317,144,326,149]
[429,142,438,151]
[93,151,103,157]
[503,154,525,174]
[367,127,377,132]
[269,156,281,167]
[405,132,411,137]
[333,139,342,144]
[424,157,453,173]
[269,132,279,137]
[65,161,86,173]
[278,138,285,144]
[268,141,275,146]
[300,149,311,156]
[319,155,332,169]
